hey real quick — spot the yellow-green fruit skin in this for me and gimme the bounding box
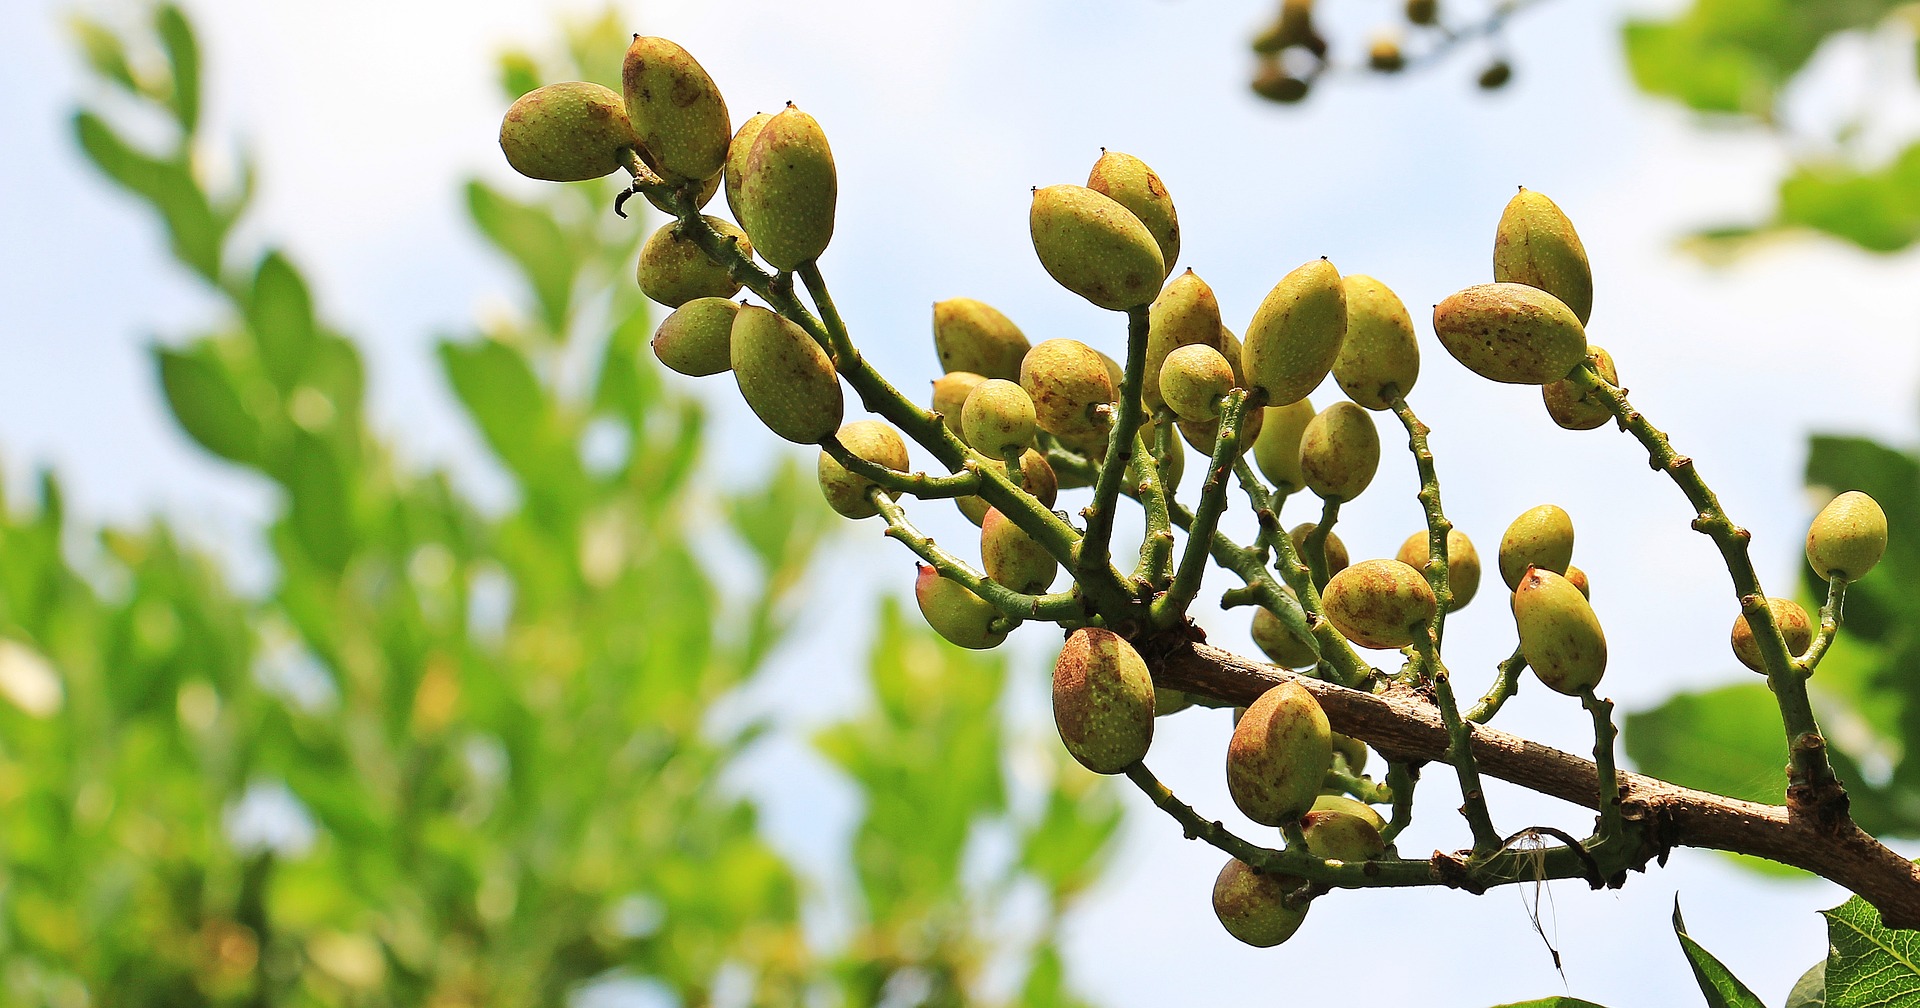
[1300,401,1380,502]
[961,379,1037,460]
[1396,529,1482,611]
[1227,681,1333,826]
[1251,599,1320,669]
[730,305,843,444]
[1565,565,1590,599]
[1289,523,1349,578]
[1731,597,1813,673]
[1513,567,1607,695]
[1242,259,1346,408]
[637,217,750,308]
[652,297,739,377]
[931,371,987,434]
[499,82,639,183]
[1333,275,1419,409]
[1499,504,1575,591]
[1020,338,1116,440]
[1312,793,1385,831]
[1253,398,1315,494]
[620,36,730,183]
[817,420,910,520]
[1052,628,1156,774]
[1432,282,1588,385]
[1160,344,1236,422]
[1322,559,1437,650]
[1154,687,1193,717]
[736,105,837,270]
[981,508,1057,595]
[1213,859,1308,947]
[722,112,774,225]
[1542,345,1617,430]
[1301,810,1386,862]
[1028,184,1166,310]
[1144,270,1224,413]
[1086,150,1180,278]
[1494,188,1594,326]
[933,298,1031,383]
[1807,490,1888,581]
[1176,401,1263,457]
[915,566,1007,650]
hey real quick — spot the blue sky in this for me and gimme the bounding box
[5,0,1920,1005]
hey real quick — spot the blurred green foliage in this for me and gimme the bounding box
[1,6,1119,1004]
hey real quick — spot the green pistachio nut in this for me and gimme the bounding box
[1312,793,1385,830]
[499,81,639,183]
[931,370,987,435]
[1494,187,1593,326]
[1227,681,1333,826]
[1300,401,1380,502]
[1160,344,1236,423]
[933,298,1031,382]
[1051,628,1156,773]
[1302,809,1386,862]
[1498,504,1574,591]
[1020,338,1116,440]
[1730,597,1813,673]
[1395,528,1482,611]
[652,296,739,377]
[1213,859,1308,948]
[1322,559,1436,650]
[1330,732,1369,775]
[1289,523,1349,578]
[1512,567,1606,695]
[723,111,774,224]
[1086,150,1180,278]
[817,420,910,520]
[1253,398,1315,495]
[736,104,836,270]
[981,507,1058,595]
[637,217,750,308]
[1144,270,1225,412]
[730,304,842,444]
[1541,345,1618,430]
[1242,259,1346,408]
[1433,282,1587,385]
[620,36,730,183]
[1251,598,1320,669]
[1028,184,1165,311]
[1219,327,1247,386]
[961,379,1038,460]
[1565,565,1591,599]
[915,566,1007,650]
[1806,490,1888,582]
[1154,687,1193,717]
[1333,274,1419,409]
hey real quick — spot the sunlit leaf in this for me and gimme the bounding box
[1673,899,1768,1008]
[1824,896,1920,1008]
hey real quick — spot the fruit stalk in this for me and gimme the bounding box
[1075,307,1158,612]
[1796,573,1849,673]
[1382,759,1417,843]
[820,439,982,499]
[1154,389,1251,625]
[1133,428,1177,591]
[1466,644,1530,723]
[1582,688,1624,842]
[1563,363,1842,816]
[869,489,1086,623]
[1231,460,1373,687]
[1389,395,1455,635]
[1300,498,1342,591]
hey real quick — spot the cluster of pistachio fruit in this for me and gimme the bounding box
[1249,0,1516,105]
[499,35,1890,950]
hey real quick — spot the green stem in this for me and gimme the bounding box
[1075,307,1155,612]
[1390,396,1454,641]
[1153,391,1249,625]
[1301,497,1342,591]
[1323,766,1395,805]
[822,438,981,499]
[1567,363,1840,805]
[870,490,1086,623]
[1467,646,1529,723]
[1797,574,1849,673]
[1382,761,1417,844]
[1132,428,1176,590]
[1582,688,1623,841]
[1414,636,1501,854]
[1244,463,1371,688]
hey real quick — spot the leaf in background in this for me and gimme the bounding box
[1020,944,1094,1008]
[1673,899,1769,1008]
[466,181,578,334]
[439,337,547,479]
[283,429,356,573]
[1622,1,1900,119]
[1823,896,1920,1007]
[1489,1000,1614,1008]
[1018,755,1122,900]
[1803,434,1920,637]
[69,16,138,92]
[154,343,263,466]
[247,251,318,391]
[1775,144,1920,253]
[498,50,540,100]
[1625,684,1787,806]
[72,111,224,282]
[154,4,200,133]
[1786,960,1826,1008]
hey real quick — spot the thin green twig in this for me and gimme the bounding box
[1797,574,1848,673]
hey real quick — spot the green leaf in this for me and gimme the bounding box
[247,251,317,391]
[465,181,578,334]
[1786,960,1826,1008]
[154,343,262,466]
[1824,896,1920,1007]
[72,111,224,281]
[439,338,546,478]
[498,50,541,100]
[1673,899,1768,1008]
[1489,1000,1613,1008]
[1625,684,1788,806]
[154,5,200,133]
[283,429,355,572]
[1775,143,1920,253]
[69,16,137,92]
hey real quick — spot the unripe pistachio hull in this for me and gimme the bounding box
[1052,628,1156,773]
[1395,528,1482,611]
[1322,559,1436,650]
[1087,150,1180,277]
[1498,504,1575,591]
[1252,602,1320,669]
[1020,339,1116,440]
[1242,259,1346,408]
[621,36,731,182]
[981,507,1057,595]
[1300,401,1380,502]
[736,105,837,270]
[1213,858,1308,947]
[499,81,639,183]
[1806,490,1888,582]
[1302,809,1386,862]
[817,420,910,519]
[1494,188,1594,326]
[652,297,739,376]
[730,305,843,444]
[1541,345,1618,430]
[1144,270,1224,412]
[1432,282,1587,385]
[1730,597,1813,673]
[1253,398,1315,495]
[915,566,1007,650]
[1160,344,1236,422]
[637,217,749,308]
[1226,681,1333,826]
[1512,567,1606,695]
[1333,274,1419,409]
[933,298,1031,382]
[1029,185,1166,310]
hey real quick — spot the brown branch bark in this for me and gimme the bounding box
[1148,638,1920,929]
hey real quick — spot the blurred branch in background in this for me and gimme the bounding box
[0,5,1121,1005]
